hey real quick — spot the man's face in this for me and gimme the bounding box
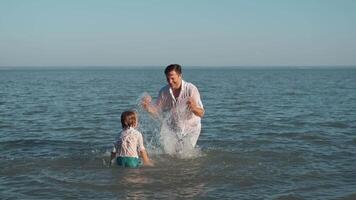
[166,70,182,90]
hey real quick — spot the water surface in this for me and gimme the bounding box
[1,67,356,199]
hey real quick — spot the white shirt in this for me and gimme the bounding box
[112,127,145,158]
[156,80,203,147]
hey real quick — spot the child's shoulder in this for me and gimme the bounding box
[123,127,142,135]
[132,128,142,134]
[131,129,144,139]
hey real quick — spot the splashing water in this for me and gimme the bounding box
[136,92,202,159]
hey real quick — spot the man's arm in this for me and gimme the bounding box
[187,85,204,118]
[141,94,160,118]
[187,97,204,118]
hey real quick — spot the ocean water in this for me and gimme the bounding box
[1,67,356,200]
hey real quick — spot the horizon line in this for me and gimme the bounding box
[1,64,356,68]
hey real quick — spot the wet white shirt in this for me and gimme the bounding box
[112,127,145,158]
[156,80,204,147]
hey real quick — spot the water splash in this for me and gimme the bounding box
[102,151,113,167]
[136,92,202,159]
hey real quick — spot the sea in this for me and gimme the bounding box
[1,66,356,200]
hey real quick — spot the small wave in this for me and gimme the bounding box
[339,192,356,200]
[49,126,92,132]
[273,193,304,200]
[351,138,356,144]
[291,170,324,182]
[0,139,98,159]
[0,124,14,128]
[319,121,350,129]
[297,133,332,145]
[0,138,89,147]
[283,91,310,96]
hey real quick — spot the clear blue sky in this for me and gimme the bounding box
[1,0,355,67]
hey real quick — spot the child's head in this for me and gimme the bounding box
[121,110,137,129]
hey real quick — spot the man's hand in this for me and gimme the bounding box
[141,95,152,110]
[187,97,197,111]
[187,97,204,118]
[141,94,159,117]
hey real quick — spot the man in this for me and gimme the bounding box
[142,64,204,151]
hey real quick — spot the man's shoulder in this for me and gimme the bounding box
[183,80,199,91]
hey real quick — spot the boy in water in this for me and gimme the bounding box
[110,110,153,168]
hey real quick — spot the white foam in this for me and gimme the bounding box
[136,92,202,159]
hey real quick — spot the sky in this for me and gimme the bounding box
[0,0,356,67]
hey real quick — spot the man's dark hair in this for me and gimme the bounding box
[164,64,182,75]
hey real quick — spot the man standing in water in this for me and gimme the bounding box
[142,64,204,153]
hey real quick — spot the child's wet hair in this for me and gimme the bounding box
[121,110,137,129]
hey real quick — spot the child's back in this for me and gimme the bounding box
[111,110,153,168]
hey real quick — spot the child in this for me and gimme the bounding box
[110,110,153,168]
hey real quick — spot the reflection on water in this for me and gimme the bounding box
[105,154,207,199]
